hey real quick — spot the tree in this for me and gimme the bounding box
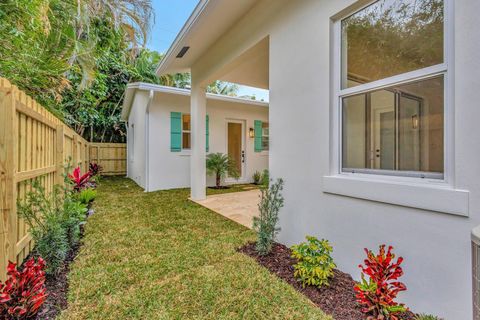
[206,153,240,188]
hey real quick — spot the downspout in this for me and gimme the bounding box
[144,90,154,192]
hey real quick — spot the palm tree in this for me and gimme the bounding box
[206,153,240,188]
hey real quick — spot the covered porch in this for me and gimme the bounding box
[156,0,270,201]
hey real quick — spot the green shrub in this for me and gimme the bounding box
[79,188,97,205]
[17,181,69,274]
[62,198,88,247]
[260,169,269,187]
[415,314,442,320]
[253,178,284,255]
[291,236,336,287]
[253,171,262,185]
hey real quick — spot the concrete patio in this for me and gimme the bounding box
[193,189,261,228]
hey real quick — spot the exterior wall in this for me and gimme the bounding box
[191,0,480,318]
[146,92,268,191]
[126,90,149,188]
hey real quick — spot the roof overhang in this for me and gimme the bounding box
[121,82,269,121]
[156,0,259,76]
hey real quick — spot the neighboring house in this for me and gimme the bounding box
[121,83,269,191]
[151,0,480,318]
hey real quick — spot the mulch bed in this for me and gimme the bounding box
[21,226,84,320]
[238,242,416,320]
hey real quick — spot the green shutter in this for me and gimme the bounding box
[254,120,263,152]
[206,115,210,152]
[170,112,182,152]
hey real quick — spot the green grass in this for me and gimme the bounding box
[59,177,330,320]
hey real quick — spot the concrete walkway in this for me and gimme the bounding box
[193,190,261,228]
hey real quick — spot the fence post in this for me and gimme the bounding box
[55,125,64,185]
[0,82,18,279]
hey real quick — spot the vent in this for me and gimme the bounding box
[176,46,190,58]
[472,226,480,319]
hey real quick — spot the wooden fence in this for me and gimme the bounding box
[0,78,126,279]
[89,143,127,176]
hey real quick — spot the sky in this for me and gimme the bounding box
[147,0,269,101]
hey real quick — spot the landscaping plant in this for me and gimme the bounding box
[354,245,407,320]
[68,167,93,191]
[89,162,102,177]
[253,178,284,255]
[260,169,269,187]
[206,153,240,188]
[291,236,336,288]
[79,188,97,206]
[62,197,88,247]
[0,257,47,319]
[253,171,262,185]
[415,315,442,320]
[17,182,69,274]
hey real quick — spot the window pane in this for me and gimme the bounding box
[342,75,444,177]
[182,132,191,149]
[262,137,269,151]
[341,0,444,88]
[182,114,191,131]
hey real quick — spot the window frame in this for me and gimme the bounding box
[261,122,269,151]
[181,113,191,150]
[331,0,454,185]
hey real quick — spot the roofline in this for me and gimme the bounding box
[155,0,210,75]
[121,82,269,121]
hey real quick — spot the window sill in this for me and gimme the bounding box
[322,175,469,217]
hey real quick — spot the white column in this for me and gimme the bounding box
[190,82,207,200]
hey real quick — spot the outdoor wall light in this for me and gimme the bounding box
[249,128,255,138]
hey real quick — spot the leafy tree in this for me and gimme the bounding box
[206,153,240,188]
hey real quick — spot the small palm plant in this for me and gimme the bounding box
[206,153,240,188]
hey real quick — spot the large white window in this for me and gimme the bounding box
[337,0,448,180]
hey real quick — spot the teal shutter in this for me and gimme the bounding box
[254,120,263,152]
[206,115,210,152]
[170,112,182,152]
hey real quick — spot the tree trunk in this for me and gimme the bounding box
[216,173,221,188]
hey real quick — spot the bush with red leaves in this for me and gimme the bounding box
[0,257,47,319]
[68,167,94,191]
[88,162,102,177]
[354,245,407,320]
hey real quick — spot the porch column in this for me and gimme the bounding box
[190,82,207,200]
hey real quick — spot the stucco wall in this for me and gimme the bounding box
[146,91,268,191]
[190,0,480,318]
[126,90,149,188]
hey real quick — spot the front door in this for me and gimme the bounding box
[227,120,245,180]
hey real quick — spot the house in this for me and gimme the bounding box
[146,0,480,318]
[121,83,269,191]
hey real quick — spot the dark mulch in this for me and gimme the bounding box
[238,242,416,320]
[207,186,231,190]
[21,226,84,320]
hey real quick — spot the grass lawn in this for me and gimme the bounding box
[59,177,331,320]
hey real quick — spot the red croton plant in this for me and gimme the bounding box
[354,245,407,320]
[0,258,47,319]
[68,167,92,191]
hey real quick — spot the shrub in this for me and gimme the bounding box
[253,178,284,255]
[89,162,102,176]
[0,258,47,319]
[17,182,69,274]
[206,153,240,188]
[291,236,336,287]
[62,198,88,247]
[260,169,269,187]
[253,171,262,185]
[79,188,97,205]
[68,167,93,191]
[354,245,407,320]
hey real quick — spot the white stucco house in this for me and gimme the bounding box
[121,83,269,191]
[125,0,480,318]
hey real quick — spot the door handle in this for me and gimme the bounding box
[241,150,245,163]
